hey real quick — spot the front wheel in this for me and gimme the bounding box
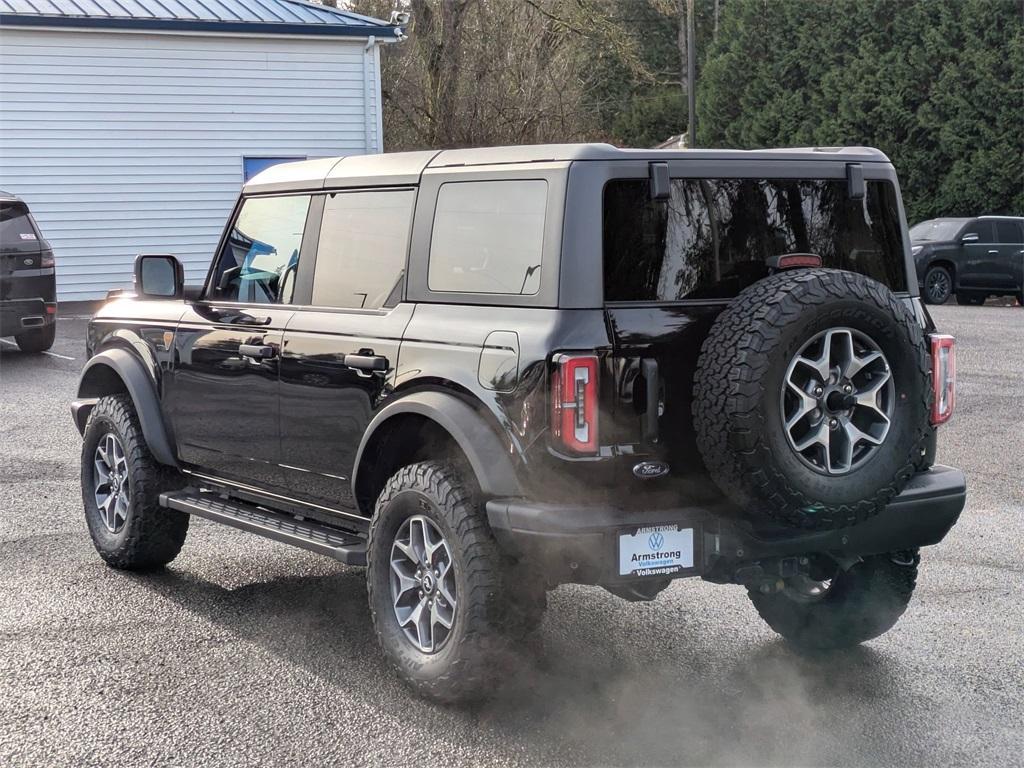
[81,394,189,569]
[747,550,919,651]
[923,265,952,304]
[367,461,542,703]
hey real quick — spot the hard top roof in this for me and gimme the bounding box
[243,143,892,194]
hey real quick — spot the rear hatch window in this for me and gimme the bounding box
[603,178,907,302]
[1,201,39,250]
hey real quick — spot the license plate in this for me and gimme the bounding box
[618,525,694,577]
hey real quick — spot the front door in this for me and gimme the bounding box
[958,220,999,290]
[278,188,417,513]
[167,192,314,490]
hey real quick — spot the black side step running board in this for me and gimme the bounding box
[160,489,367,566]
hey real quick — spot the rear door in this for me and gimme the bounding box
[278,188,416,513]
[168,193,313,489]
[994,219,1024,292]
[600,172,908,469]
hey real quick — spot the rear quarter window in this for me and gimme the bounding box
[428,180,547,295]
[603,178,907,302]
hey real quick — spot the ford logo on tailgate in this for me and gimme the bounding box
[633,460,670,480]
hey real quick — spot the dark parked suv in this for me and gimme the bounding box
[72,145,966,702]
[0,191,57,351]
[912,215,1024,305]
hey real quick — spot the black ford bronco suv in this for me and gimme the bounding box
[73,144,966,702]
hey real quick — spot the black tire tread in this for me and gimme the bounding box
[748,550,919,651]
[82,394,188,570]
[693,268,931,529]
[367,461,537,703]
[14,323,56,352]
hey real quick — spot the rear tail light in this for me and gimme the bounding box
[40,252,55,269]
[930,334,955,425]
[551,353,599,454]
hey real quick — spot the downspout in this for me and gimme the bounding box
[363,35,376,153]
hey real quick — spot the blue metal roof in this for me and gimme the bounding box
[0,0,403,39]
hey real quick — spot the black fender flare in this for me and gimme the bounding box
[74,348,178,468]
[352,390,522,501]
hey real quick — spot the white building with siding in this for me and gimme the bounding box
[0,0,402,300]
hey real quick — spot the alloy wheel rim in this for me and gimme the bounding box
[780,327,894,476]
[927,271,949,302]
[389,514,457,654]
[94,432,130,533]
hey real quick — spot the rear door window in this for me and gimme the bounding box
[209,194,311,304]
[603,178,907,302]
[994,220,1024,244]
[428,180,547,295]
[312,189,414,310]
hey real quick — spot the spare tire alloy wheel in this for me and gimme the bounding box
[693,269,931,530]
[390,515,457,653]
[782,328,894,475]
[93,432,131,533]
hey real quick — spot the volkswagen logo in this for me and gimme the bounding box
[632,460,670,480]
[648,532,665,551]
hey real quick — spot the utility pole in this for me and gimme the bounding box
[686,0,697,148]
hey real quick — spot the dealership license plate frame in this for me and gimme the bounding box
[616,523,702,580]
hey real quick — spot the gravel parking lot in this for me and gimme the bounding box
[1,305,1021,767]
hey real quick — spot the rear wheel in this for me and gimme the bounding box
[81,394,189,569]
[14,323,55,352]
[748,551,919,651]
[367,461,543,703]
[923,265,952,304]
[955,291,985,306]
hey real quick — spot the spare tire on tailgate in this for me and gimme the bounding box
[693,268,931,530]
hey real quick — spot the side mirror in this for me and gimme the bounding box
[961,233,979,243]
[134,254,183,299]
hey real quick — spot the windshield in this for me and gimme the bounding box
[603,178,907,302]
[909,219,964,242]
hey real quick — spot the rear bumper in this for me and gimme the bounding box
[485,465,966,586]
[0,297,56,335]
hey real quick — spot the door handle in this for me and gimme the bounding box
[233,315,272,326]
[239,343,277,360]
[344,352,388,372]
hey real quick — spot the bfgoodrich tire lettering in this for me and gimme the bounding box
[367,461,540,703]
[81,394,188,569]
[693,269,931,530]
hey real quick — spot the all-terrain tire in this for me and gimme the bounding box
[693,269,931,530]
[748,550,919,651]
[81,394,188,569]
[367,461,541,703]
[14,323,56,352]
